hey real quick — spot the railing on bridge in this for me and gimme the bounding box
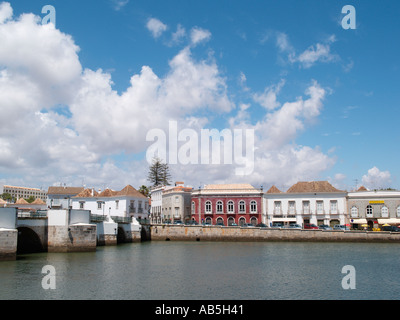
[111,216,132,224]
[90,214,108,222]
[136,218,150,225]
[17,210,47,219]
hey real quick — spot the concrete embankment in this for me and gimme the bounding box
[150,225,400,243]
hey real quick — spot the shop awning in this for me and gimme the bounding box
[377,218,400,225]
[351,219,367,224]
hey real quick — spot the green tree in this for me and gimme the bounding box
[1,193,11,201]
[25,196,36,203]
[147,156,172,187]
[138,185,150,197]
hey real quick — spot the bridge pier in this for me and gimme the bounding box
[47,209,97,253]
[0,208,18,261]
[95,220,118,246]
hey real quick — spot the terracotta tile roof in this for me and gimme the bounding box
[200,183,260,194]
[98,188,119,197]
[357,186,368,191]
[73,185,147,199]
[204,183,257,190]
[74,188,99,198]
[266,185,282,193]
[286,181,343,193]
[48,186,84,195]
[116,185,147,198]
[15,198,29,204]
[31,198,46,205]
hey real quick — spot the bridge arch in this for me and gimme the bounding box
[117,226,126,244]
[17,227,45,254]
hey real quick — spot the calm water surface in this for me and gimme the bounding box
[1,241,400,300]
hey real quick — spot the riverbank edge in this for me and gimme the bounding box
[149,224,400,243]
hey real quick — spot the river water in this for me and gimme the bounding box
[1,241,400,300]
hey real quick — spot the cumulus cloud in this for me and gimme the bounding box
[190,27,211,46]
[0,2,337,190]
[146,18,167,38]
[362,167,392,190]
[265,31,339,69]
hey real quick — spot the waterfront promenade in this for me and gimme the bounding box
[150,224,400,243]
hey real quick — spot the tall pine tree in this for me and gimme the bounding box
[147,156,172,186]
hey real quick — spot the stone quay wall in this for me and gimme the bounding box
[0,229,18,261]
[150,225,400,243]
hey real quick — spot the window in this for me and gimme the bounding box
[397,206,400,218]
[115,200,119,210]
[228,217,235,226]
[216,201,223,213]
[366,205,373,217]
[79,201,85,209]
[330,201,337,214]
[351,206,358,218]
[288,201,295,215]
[316,201,324,214]
[239,201,246,213]
[274,201,281,215]
[227,201,234,214]
[175,196,179,203]
[381,206,389,218]
[174,207,180,217]
[250,217,258,226]
[205,201,212,213]
[216,217,223,225]
[239,217,246,226]
[303,201,310,214]
[191,201,195,214]
[250,201,257,213]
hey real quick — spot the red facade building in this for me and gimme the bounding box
[191,184,264,226]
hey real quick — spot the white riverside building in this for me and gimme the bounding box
[347,187,400,229]
[71,185,149,222]
[264,181,347,227]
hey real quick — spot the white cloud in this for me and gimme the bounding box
[0,3,337,191]
[146,18,167,38]
[111,0,129,11]
[290,35,338,69]
[252,79,285,110]
[190,27,211,46]
[265,31,339,69]
[170,24,186,45]
[362,167,392,190]
[0,1,12,23]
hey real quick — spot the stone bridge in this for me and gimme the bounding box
[0,208,143,261]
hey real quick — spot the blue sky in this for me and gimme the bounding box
[1,0,399,191]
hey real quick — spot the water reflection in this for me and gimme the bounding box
[1,241,400,300]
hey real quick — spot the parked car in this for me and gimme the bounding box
[304,223,318,229]
[230,223,238,226]
[288,223,302,229]
[333,224,349,231]
[272,223,283,228]
[173,220,183,225]
[319,224,332,230]
[186,220,198,225]
[256,223,268,228]
[382,226,400,232]
[242,223,255,227]
[216,222,225,226]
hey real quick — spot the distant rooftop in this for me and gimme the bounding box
[286,181,344,193]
